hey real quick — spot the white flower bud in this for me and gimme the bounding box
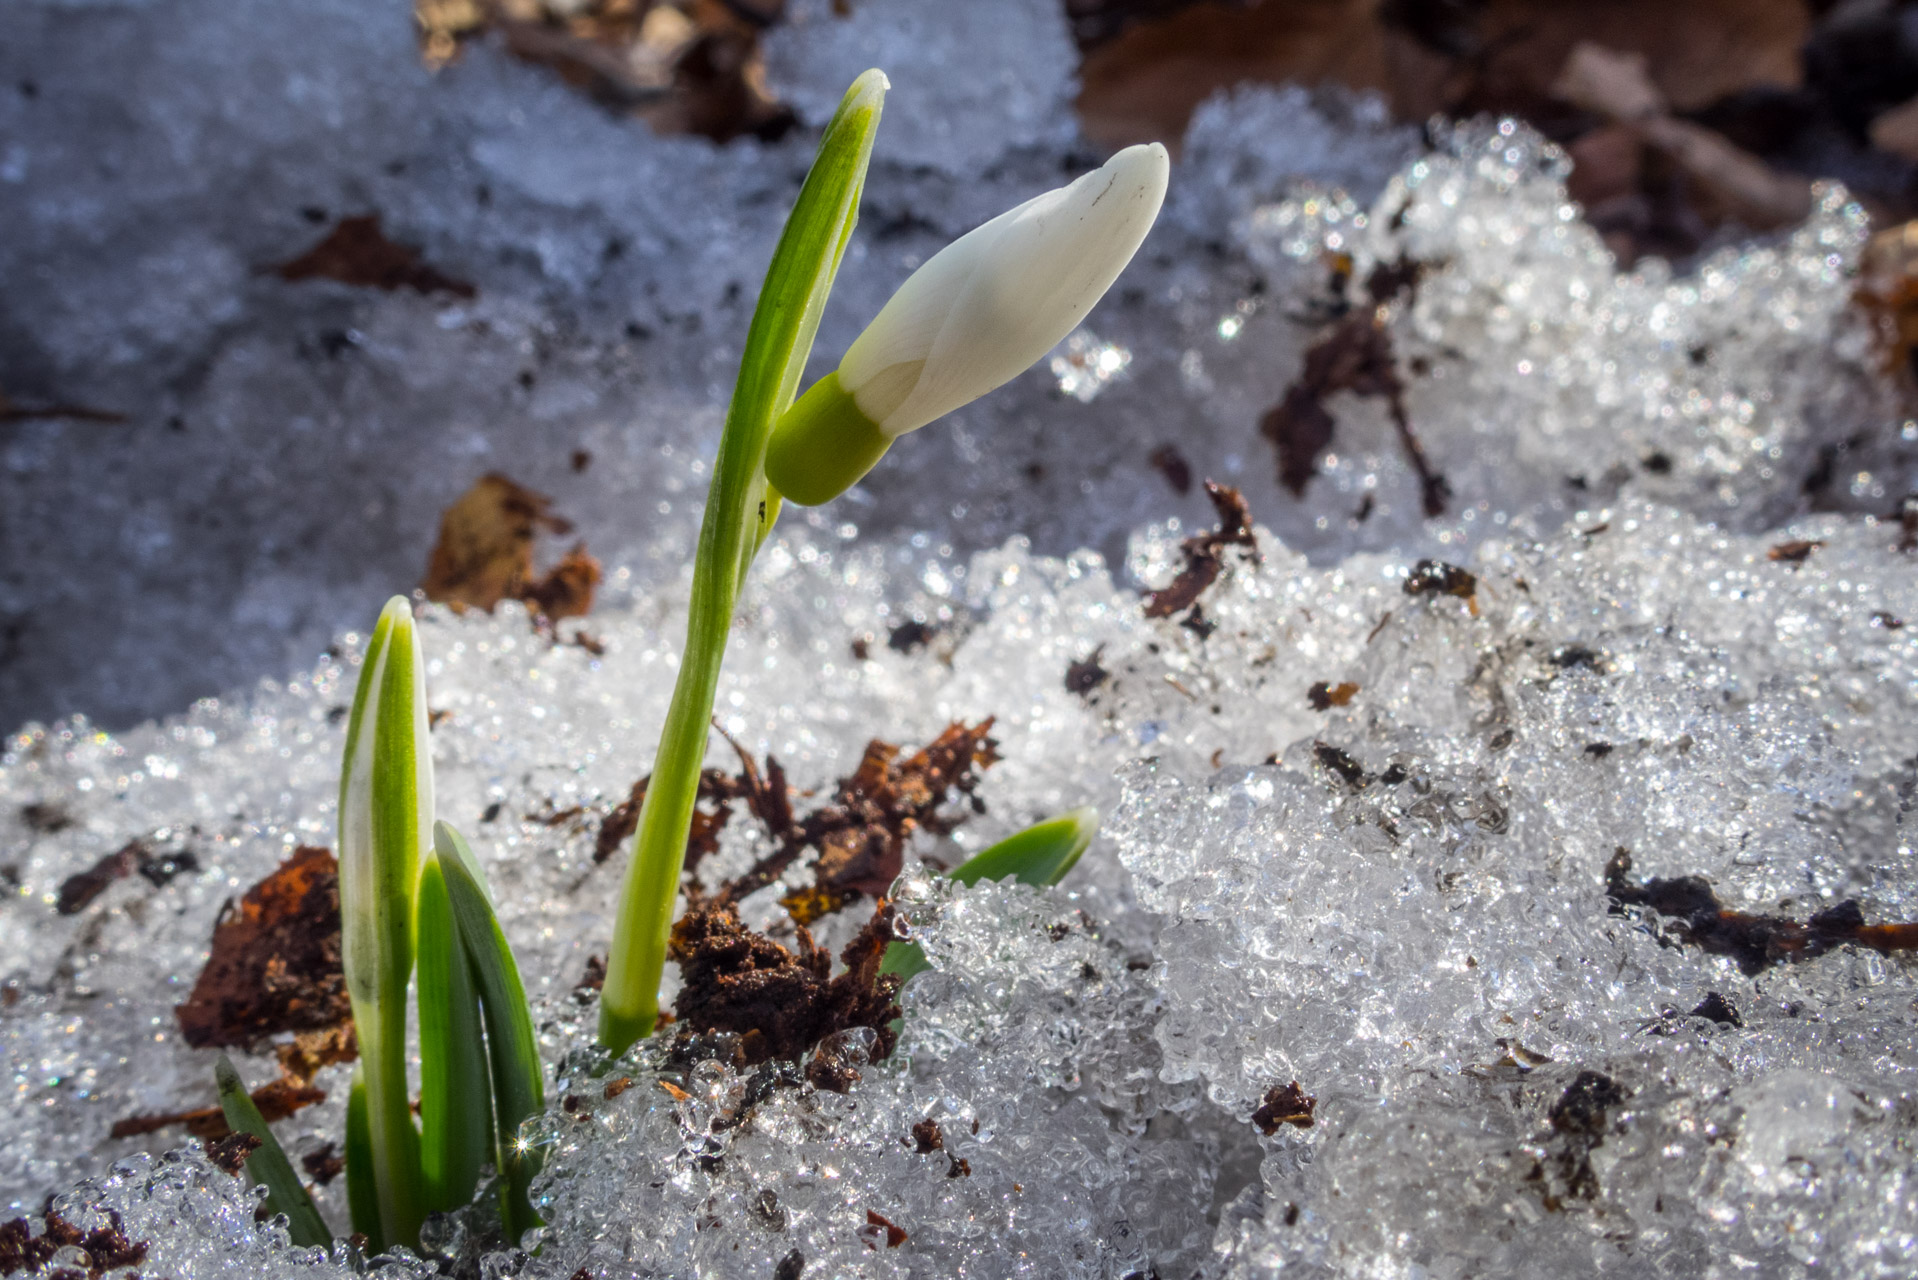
[766,142,1169,505]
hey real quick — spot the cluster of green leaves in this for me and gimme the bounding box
[220,603,544,1256]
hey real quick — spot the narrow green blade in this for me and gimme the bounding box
[598,69,889,1058]
[416,853,493,1216]
[345,1067,382,1249]
[214,1055,332,1249]
[950,806,1099,888]
[435,822,546,1242]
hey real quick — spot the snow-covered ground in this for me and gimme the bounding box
[5,1,1918,1276]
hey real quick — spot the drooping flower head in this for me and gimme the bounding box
[766,142,1170,505]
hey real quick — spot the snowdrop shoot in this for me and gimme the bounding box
[765,142,1170,505]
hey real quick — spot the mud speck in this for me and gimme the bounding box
[1252,1080,1317,1134]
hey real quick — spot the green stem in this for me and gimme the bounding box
[598,70,887,1057]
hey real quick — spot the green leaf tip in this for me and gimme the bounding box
[214,1053,333,1250]
[951,805,1099,888]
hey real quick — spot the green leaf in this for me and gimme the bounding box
[214,1055,332,1250]
[599,69,888,1058]
[416,853,493,1216]
[436,822,546,1243]
[345,1067,382,1248]
[880,807,1100,1002]
[337,596,432,1248]
[950,806,1099,888]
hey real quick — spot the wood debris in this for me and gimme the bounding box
[1605,847,1918,975]
[1143,481,1259,620]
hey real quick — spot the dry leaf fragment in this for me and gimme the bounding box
[423,473,602,624]
[1766,539,1823,565]
[1554,42,1811,230]
[1252,1079,1317,1133]
[861,1209,908,1249]
[1605,847,1918,975]
[110,1074,329,1141]
[175,845,351,1051]
[1306,680,1359,710]
[273,215,475,297]
[1144,481,1258,619]
[1262,295,1450,517]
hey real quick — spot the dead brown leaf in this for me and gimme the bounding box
[1858,220,1918,389]
[422,473,603,624]
[273,215,475,297]
[1077,0,1401,152]
[175,845,351,1051]
[1555,42,1811,230]
[420,0,793,143]
[111,1074,329,1142]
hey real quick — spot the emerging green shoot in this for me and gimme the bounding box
[880,806,1100,992]
[337,602,545,1250]
[214,1055,331,1250]
[338,595,432,1251]
[598,69,888,1057]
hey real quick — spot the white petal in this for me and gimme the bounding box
[839,214,1006,423]
[863,143,1168,436]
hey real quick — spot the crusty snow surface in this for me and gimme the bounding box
[5,1,1918,1277]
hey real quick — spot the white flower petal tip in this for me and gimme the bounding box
[838,142,1170,439]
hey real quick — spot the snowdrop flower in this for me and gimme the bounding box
[765,142,1169,504]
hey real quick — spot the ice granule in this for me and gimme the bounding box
[1168,84,1420,238]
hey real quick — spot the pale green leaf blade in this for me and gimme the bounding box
[345,1067,382,1248]
[416,853,493,1215]
[436,822,546,1241]
[337,596,431,1248]
[215,1055,332,1250]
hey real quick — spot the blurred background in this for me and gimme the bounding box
[8,0,1918,732]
